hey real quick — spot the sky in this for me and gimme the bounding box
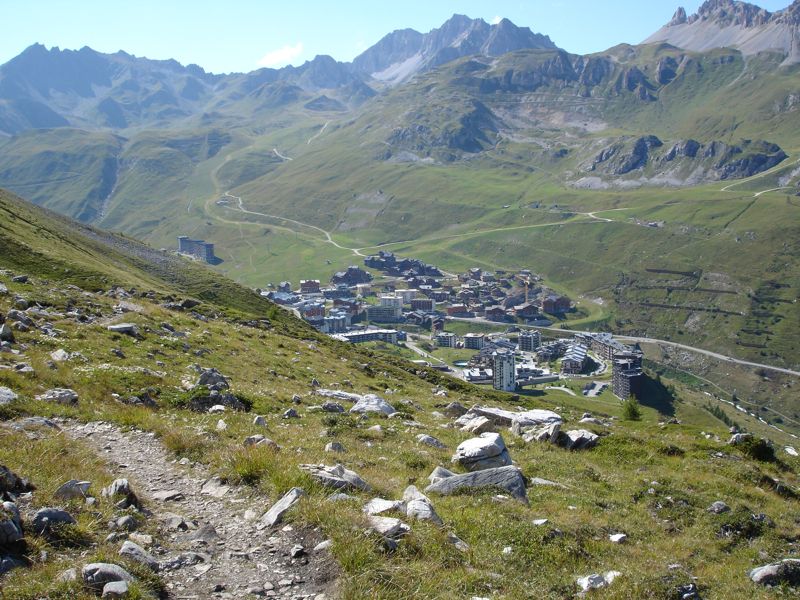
[0,0,792,73]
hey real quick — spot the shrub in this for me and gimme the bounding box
[622,395,642,421]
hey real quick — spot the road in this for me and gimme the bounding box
[447,316,800,377]
[272,148,293,161]
[307,121,330,145]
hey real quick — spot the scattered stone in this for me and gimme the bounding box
[0,502,23,545]
[119,540,158,571]
[114,515,137,532]
[31,507,75,534]
[283,408,299,419]
[49,349,70,362]
[363,498,405,516]
[0,387,18,405]
[0,466,34,496]
[11,275,28,284]
[313,539,332,553]
[0,324,14,344]
[56,567,77,582]
[290,544,305,558]
[532,518,549,526]
[558,429,599,450]
[244,435,278,449]
[200,477,230,498]
[54,479,91,500]
[102,479,131,498]
[159,551,208,571]
[456,405,562,430]
[208,405,226,414]
[403,486,442,525]
[216,419,227,431]
[260,487,306,528]
[530,477,566,489]
[443,402,468,417]
[367,425,383,433]
[299,464,370,491]
[460,416,494,434]
[609,533,627,543]
[447,532,470,552]
[321,401,345,413]
[107,323,141,338]
[152,490,184,502]
[416,434,447,449]
[325,442,345,453]
[425,465,528,503]
[350,394,397,416]
[427,466,455,485]
[253,415,267,426]
[452,432,512,472]
[749,558,800,586]
[102,580,130,598]
[367,515,410,539]
[707,501,730,514]
[35,388,78,404]
[729,433,753,446]
[785,446,798,457]
[577,571,621,592]
[82,562,134,591]
[196,368,229,389]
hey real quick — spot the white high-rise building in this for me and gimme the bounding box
[493,349,516,392]
[380,294,403,309]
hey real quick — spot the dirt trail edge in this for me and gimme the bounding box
[64,421,337,600]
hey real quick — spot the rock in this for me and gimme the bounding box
[216,419,227,431]
[260,487,306,528]
[5,310,33,327]
[200,477,230,498]
[11,275,28,284]
[50,349,70,362]
[0,502,23,545]
[119,540,158,570]
[313,539,332,553]
[102,479,131,498]
[152,490,184,502]
[244,435,278,449]
[0,324,14,344]
[707,500,730,514]
[367,425,383,433]
[253,415,267,426]
[367,515,410,539]
[532,518,549,526]
[35,388,78,404]
[425,465,528,503]
[452,432,512,472]
[208,405,226,414]
[290,544,305,558]
[729,433,753,445]
[558,429,599,450]
[159,551,208,571]
[403,486,442,525]
[299,464,370,491]
[416,434,447,449]
[530,477,566,489]
[447,532,470,552]
[114,515,137,532]
[107,323,140,338]
[321,401,345,413]
[31,507,75,534]
[456,405,562,430]
[749,558,800,586]
[283,408,299,419]
[0,465,34,496]
[350,394,397,416]
[54,479,91,500]
[0,387,17,405]
[427,466,455,484]
[363,498,405,516]
[196,368,230,389]
[577,571,621,592]
[82,562,134,591]
[56,567,77,582]
[443,402,468,417]
[102,580,130,598]
[325,442,345,453]
[0,284,6,295]
[0,555,25,575]
[520,421,561,444]
[580,417,605,426]
[609,533,627,543]
[460,416,494,434]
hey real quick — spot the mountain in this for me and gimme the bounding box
[644,0,800,64]
[0,44,374,135]
[351,14,557,85]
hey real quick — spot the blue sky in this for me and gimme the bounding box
[1,0,791,73]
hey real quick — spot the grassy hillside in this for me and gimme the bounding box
[0,190,798,598]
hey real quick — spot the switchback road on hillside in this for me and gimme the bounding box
[447,316,800,378]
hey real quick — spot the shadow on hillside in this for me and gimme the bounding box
[207,257,224,265]
[638,374,676,417]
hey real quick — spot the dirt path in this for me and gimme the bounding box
[65,421,335,599]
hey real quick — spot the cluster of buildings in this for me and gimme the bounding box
[177,236,216,263]
[575,332,644,399]
[363,251,442,277]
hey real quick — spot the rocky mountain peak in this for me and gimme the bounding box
[692,0,772,27]
[670,7,688,25]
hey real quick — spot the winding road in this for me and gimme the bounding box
[447,316,800,378]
